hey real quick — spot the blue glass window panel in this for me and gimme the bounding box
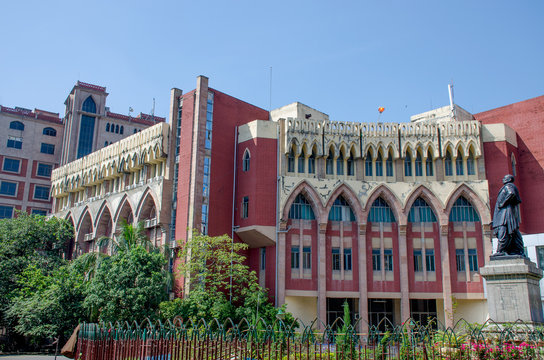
[34,185,50,200]
[368,198,396,223]
[413,249,423,272]
[82,96,97,113]
[372,249,381,271]
[43,127,56,136]
[468,249,478,271]
[41,143,55,154]
[456,249,465,272]
[328,196,356,222]
[344,248,352,270]
[0,181,17,196]
[425,249,435,272]
[10,121,24,131]
[289,194,315,220]
[445,152,453,176]
[415,153,423,176]
[291,246,300,269]
[31,209,47,216]
[0,205,13,219]
[386,153,394,176]
[7,137,22,149]
[3,158,20,173]
[408,198,437,223]
[404,152,412,176]
[449,197,480,222]
[77,115,95,158]
[37,163,53,177]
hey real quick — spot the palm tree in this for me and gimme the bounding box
[97,220,153,254]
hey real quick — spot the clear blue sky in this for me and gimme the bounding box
[1,0,542,123]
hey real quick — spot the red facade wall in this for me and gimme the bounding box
[475,95,544,234]
[207,89,269,238]
[366,222,401,293]
[406,223,443,293]
[285,220,318,291]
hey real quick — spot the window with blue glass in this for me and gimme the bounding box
[408,197,437,223]
[456,150,464,175]
[37,163,53,177]
[413,249,423,272]
[205,92,214,149]
[384,249,393,271]
[332,248,341,270]
[415,152,423,176]
[328,196,355,222]
[303,247,311,269]
[0,205,14,219]
[106,123,110,132]
[10,121,24,131]
[201,204,209,235]
[203,157,210,197]
[43,127,56,136]
[242,149,250,172]
[467,149,475,175]
[31,209,47,216]
[287,148,295,173]
[426,150,434,176]
[336,152,344,175]
[260,248,266,270]
[241,196,249,219]
[326,148,334,175]
[347,150,355,176]
[376,152,383,177]
[120,126,124,135]
[365,150,372,176]
[308,149,316,174]
[34,185,50,200]
[468,249,478,271]
[449,197,480,222]
[41,143,55,155]
[7,136,22,149]
[3,158,20,173]
[456,249,465,271]
[372,249,381,271]
[444,150,453,176]
[298,153,305,173]
[426,249,435,272]
[82,96,97,113]
[344,248,352,271]
[0,181,17,196]
[404,151,412,176]
[386,152,394,177]
[368,197,396,223]
[291,246,300,269]
[289,194,315,220]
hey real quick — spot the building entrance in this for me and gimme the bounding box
[326,298,358,327]
[410,299,437,328]
[368,299,394,331]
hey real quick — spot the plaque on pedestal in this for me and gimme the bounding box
[480,256,543,323]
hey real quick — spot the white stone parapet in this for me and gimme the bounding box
[51,122,169,196]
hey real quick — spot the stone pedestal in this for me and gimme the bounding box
[480,256,544,323]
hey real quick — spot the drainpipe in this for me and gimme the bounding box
[230,126,238,303]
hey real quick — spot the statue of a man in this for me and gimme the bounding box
[492,174,524,256]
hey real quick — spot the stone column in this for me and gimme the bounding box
[358,224,369,334]
[440,224,454,328]
[398,224,410,322]
[277,221,287,306]
[318,222,327,329]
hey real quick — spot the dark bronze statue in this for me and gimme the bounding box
[491,174,524,257]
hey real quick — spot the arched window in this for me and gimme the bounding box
[308,148,316,174]
[289,194,315,220]
[9,121,24,131]
[365,150,373,176]
[298,149,305,173]
[115,125,119,134]
[243,149,250,172]
[82,96,97,113]
[404,151,412,177]
[106,123,110,132]
[347,149,355,176]
[43,127,56,136]
[134,129,138,134]
[328,196,355,222]
[415,151,423,177]
[467,149,476,175]
[287,147,295,173]
[386,151,393,177]
[336,151,344,175]
[444,150,453,176]
[326,148,334,175]
[456,149,464,176]
[104,141,108,147]
[408,197,437,223]
[368,197,396,223]
[376,152,383,177]
[120,126,124,135]
[426,150,434,176]
[449,197,480,222]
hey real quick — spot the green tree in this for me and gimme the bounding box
[84,245,169,323]
[97,220,153,254]
[0,213,73,334]
[163,232,290,325]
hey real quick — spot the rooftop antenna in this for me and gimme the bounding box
[448,82,456,121]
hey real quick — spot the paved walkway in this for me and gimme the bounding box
[0,356,69,359]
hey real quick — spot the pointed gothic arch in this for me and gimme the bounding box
[282,181,323,223]
[404,185,446,224]
[324,183,364,224]
[444,184,491,224]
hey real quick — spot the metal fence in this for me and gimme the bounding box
[76,317,544,359]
